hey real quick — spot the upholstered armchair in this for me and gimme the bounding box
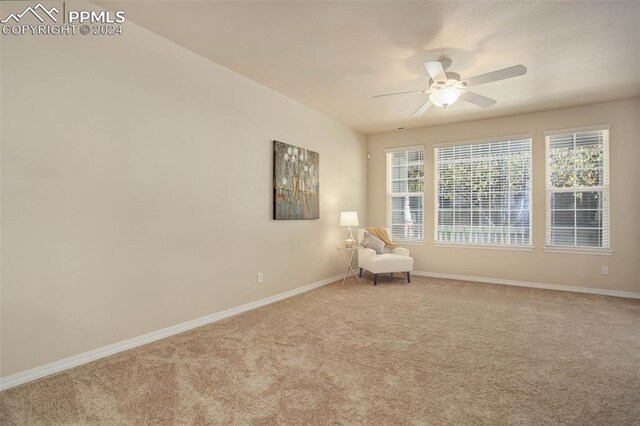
[357,228,414,285]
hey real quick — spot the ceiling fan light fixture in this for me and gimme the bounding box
[429,86,462,108]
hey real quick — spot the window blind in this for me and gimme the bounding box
[435,137,532,246]
[545,127,610,249]
[386,146,425,243]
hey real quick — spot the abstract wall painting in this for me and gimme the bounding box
[273,140,319,220]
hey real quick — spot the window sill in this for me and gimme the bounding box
[433,242,534,252]
[396,241,425,246]
[544,246,613,256]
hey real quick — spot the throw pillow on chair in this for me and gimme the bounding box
[360,232,385,254]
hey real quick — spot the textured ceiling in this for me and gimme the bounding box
[98,1,640,134]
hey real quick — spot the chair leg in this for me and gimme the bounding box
[406,272,411,283]
[374,274,378,285]
[359,268,363,278]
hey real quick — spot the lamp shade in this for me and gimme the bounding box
[340,211,359,227]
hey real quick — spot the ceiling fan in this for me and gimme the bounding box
[373,58,527,117]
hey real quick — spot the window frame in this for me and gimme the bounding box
[544,125,612,254]
[386,145,425,244]
[433,134,533,250]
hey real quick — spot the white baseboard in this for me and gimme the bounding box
[3,271,636,391]
[0,274,342,392]
[413,271,640,299]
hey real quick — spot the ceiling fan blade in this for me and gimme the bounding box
[424,61,447,85]
[411,99,432,117]
[462,65,527,87]
[460,90,497,108]
[372,89,425,99]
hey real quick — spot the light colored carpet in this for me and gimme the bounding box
[1,275,639,425]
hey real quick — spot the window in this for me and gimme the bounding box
[545,126,610,250]
[435,136,532,246]
[386,146,425,243]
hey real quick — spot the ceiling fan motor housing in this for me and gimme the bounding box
[428,72,461,88]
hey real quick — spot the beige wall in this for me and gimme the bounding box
[367,97,640,294]
[0,10,367,376]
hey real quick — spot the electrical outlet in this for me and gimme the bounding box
[257,273,263,284]
[601,266,608,276]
